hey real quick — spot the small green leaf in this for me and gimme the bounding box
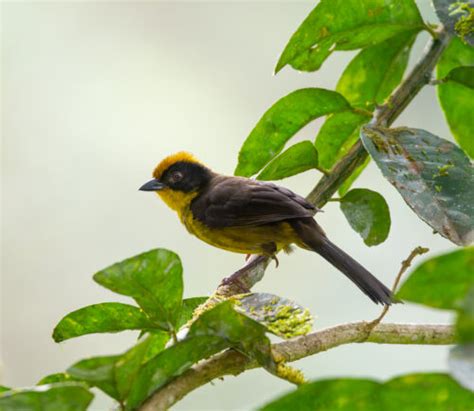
[93,249,183,331]
[337,31,416,110]
[340,188,391,246]
[235,89,350,177]
[0,383,93,411]
[398,248,474,310]
[115,331,169,400]
[188,301,275,371]
[0,386,11,394]
[233,293,313,339]
[437,37,474,157]
[361,126,474,246]
[257,141,319,181]
[67,355,120,400]
[259,373,474,411]
[315,112,369,170]
[177,297,208,328]
[126,336,227,410]
[444,66,474,89]
[449,344,474,391]
[456,286,474,343]
[275,0,423,73]
[126,301,274,410]
[52,302,153,342]
[37,373,77,386]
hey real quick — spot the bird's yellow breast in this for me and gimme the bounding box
[157,188,301,255]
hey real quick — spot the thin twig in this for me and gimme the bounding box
[369,246,430,327]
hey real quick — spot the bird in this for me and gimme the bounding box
[139,151,394,305]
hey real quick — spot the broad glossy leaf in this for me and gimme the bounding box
[437,37,474,157]
[126,336,226,410]
[337,31,416,110]
[259,373,474,410]
[235,89,350,177]
[53,302,153,342]
[257,141,319,181]
[115,331,169,400]
[0,383,93,411]
[93,249,183,331]
[315,112,369,170]
[449,344,474,391]
[67,355,120,400]
[433,0,474,46]
[398,248,474,309]
[233,293,313,338]
[37,373,77,386]
[340,189,391,246]
[275,0,423,73]
[456,286,474,342]
[361,126,474,245]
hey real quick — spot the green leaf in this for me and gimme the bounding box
[275,0,423,73]
[437,37,474,157]
[398,248,474,310]
[67,355,120,400]
[177,297,208,328]
[126,336,227,410]
[93,249,183,331]
[338,156,371,196]
[52,302,153,342]
[340,188,391,246]
[115,331,169,400]
[433,0,474,46]
[449,344,474,391]
[37,373,77,386]
[0,383,93,411]
[0,386,11,394]
[361,126,474,246]
[315,112,369,170]
[126,301,274,410]
[456,286,474,343]
[259,373,474,411]
[444,66,474,89]
[233,293,313,339]
[337,31,416,110]
[188,301,275,371]
[235,89,350,177]
[256,141,319,181]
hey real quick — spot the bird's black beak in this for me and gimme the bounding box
[139,178,166,192]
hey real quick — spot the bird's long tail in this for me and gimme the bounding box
[291,219,394,305]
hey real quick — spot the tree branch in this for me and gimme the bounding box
[140,322,454,411]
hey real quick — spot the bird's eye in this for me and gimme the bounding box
[169,171,184,183]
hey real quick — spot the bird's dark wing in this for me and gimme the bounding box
[190,176,317,228]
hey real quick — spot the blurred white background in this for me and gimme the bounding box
[1,1,456,410]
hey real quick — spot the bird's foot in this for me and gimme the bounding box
[271,255,279,268]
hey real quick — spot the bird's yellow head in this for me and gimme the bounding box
[139,152,212,213]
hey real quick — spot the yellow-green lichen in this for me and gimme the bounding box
[275,362,307,385]
[266,305,313,339]
[452,3,474,43]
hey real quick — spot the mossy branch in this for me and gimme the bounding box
[139,322,454,411]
